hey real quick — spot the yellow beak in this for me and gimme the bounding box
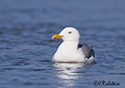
[52,34,63,39]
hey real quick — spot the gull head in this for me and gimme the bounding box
[52,27,80,41]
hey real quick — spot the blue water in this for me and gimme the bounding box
[0,0,125,88]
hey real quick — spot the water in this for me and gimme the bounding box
[0,0,125,88]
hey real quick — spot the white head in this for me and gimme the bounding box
[52,27,80,42]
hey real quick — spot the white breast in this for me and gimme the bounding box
[52,41,84,62]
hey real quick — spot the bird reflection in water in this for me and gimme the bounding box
[54,63,85,87]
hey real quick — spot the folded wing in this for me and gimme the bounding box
[78,43,95,58]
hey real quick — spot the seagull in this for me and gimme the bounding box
[52,27,96,64]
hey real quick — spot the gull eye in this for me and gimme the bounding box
[68,31,72,34]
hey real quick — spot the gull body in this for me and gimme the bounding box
[52,27,96,63]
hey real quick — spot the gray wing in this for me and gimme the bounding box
[78,43,95,58]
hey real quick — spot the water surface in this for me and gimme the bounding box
[0,0,125,88]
